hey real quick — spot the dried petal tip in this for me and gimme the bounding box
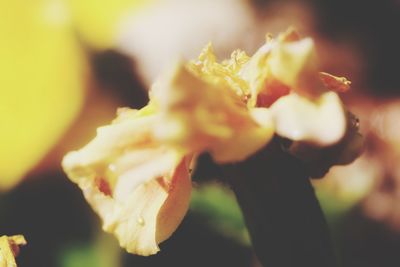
[319,72,351,93]
[279,27,301,42]
[0,235,27,267]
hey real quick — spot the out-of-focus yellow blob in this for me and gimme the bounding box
[0,0,85,190]
[66,0,155,49]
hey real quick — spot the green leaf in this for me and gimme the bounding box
[190,183,250,246]
[59,230,121,267]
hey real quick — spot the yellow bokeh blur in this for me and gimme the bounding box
[0,0,85,190]
[67,0,153,49]
[0,0,157,190]
[0,0,156,190]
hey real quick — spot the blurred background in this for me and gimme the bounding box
[0,0,399,266]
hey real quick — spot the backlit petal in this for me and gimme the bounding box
[270,92,346,146]
[240,30,321,107]
[62,108,191,256]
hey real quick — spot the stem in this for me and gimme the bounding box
[223,139,337,267]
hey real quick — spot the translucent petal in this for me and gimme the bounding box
[62,109,191,256]
[270,92,347,146]
[267,37,320,97]
[239,29,321,107]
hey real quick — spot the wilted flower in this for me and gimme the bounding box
[0,235,26,267]
[63,28,355,255]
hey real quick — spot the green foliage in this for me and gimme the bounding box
[59,231,121,267]
[190,183,250,246]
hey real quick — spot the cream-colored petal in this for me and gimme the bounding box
[267,37,320,97]
[270,92,346,146]
[62,110,179,185]
[62,107,191,256]
[78,158,191,256]
[239,30,322,107]
[0,235,26,267]
[155,157,192,243]
[210,107,274,162]
[151,63,274,163]
[239,41,274,106]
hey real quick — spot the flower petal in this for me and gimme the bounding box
[62,108,191,256]
[0,235,26,267]
[267,37,320,97]
[78,158,191,256]
[319,72,351,93]
[239,30,321,107]
[270,92,347,146]
[151,63,274,163]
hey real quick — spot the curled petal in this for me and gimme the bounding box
[319,72,351,93]
[78,158,191,256]
[270,92,347,146]
[0,235,26,267]
[151,63,274,163]
[267,37,320,97]
[239,31,321,107]
[239,41,274,106]
[62,109,191,255]
[278,27,301,42]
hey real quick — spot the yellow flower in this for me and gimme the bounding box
[62,63,273,255]
[63,28,352,256]
[0,235,26,267]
